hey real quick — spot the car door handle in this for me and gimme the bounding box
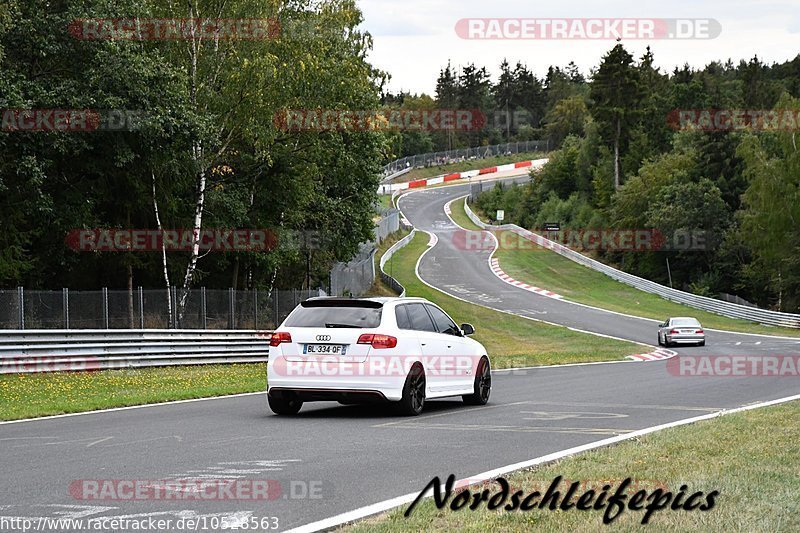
[421,342,427,346]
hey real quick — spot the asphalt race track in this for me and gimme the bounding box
[1,176,799,532]
[401,179,800,357]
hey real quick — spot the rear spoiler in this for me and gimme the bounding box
[301,298,383,309]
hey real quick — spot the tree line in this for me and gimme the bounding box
[462,45,800,312]
[0,0,391,321]
[3,0,799,315]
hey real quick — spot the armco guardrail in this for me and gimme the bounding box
[378,158,547,195]
[379,229,417,297]
[0,329,271,374]
[381,166,412,184]
[463,200,800,328]
[382,140,549,176]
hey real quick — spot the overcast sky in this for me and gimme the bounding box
[358,0,800,95]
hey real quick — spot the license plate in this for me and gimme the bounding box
[680,329,694,334]
[304,344,347,355]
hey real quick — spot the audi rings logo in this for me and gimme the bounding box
[316,335,331,341]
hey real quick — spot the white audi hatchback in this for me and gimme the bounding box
[267,297,491,416]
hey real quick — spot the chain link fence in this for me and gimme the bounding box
[375,209,400,243]
[329,209,402,296]
[329,244,376,297]
[3,211,403,327]
[382,140,550,177]
[0,287,323,330]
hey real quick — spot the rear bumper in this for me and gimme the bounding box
[268,387,389,403]
[666,335,705,344]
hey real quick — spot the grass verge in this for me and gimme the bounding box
[382,231,640,368]
[457,198,800,337]
[0,363,265,421]
[344,399,800,532]
[366,228,412,297]
[397,152,545,183]
[448,195,483,231]
[377,194,394,210]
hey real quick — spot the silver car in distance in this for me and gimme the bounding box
[657,317,705,347]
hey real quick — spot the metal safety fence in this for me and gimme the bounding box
[0,287,323,330]
[462,199,800,328]
[382,140,550,176]
[0,329,271,374]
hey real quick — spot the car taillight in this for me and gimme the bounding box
[357,334,397,349]
[270,331,292,347]
[695,329,704,334]
[669,329,680,335]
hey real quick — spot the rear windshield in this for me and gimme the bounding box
[284,304,382,328]
[672,318,700,327]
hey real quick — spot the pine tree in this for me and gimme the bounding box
[589,43,644,189]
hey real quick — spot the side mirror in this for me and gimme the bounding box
[461,323,475,336]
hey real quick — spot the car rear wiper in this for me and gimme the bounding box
[325,323,361,328]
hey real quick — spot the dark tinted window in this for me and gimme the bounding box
[395,305,411,329]
[426,305,460,335]
[406,303,436,332]
[284,305,381,328]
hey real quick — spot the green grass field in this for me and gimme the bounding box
[0,363,265,421]
[381,231,640,368]
[450,198,800,338]
[344,399,800,532]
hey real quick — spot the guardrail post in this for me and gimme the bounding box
[63,288,69,329]
[201,287,207,329]
[138,286,144,329]
[228,288,235,329]
[17,286,24,329]
[253,288,258,329]
[170,286,177,329]
[102,287,109,328]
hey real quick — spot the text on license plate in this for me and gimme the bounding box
[304,344,347,355]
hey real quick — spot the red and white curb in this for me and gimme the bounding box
[489,258,563,299]
[626,348,677,362]
[379,159,547,194]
